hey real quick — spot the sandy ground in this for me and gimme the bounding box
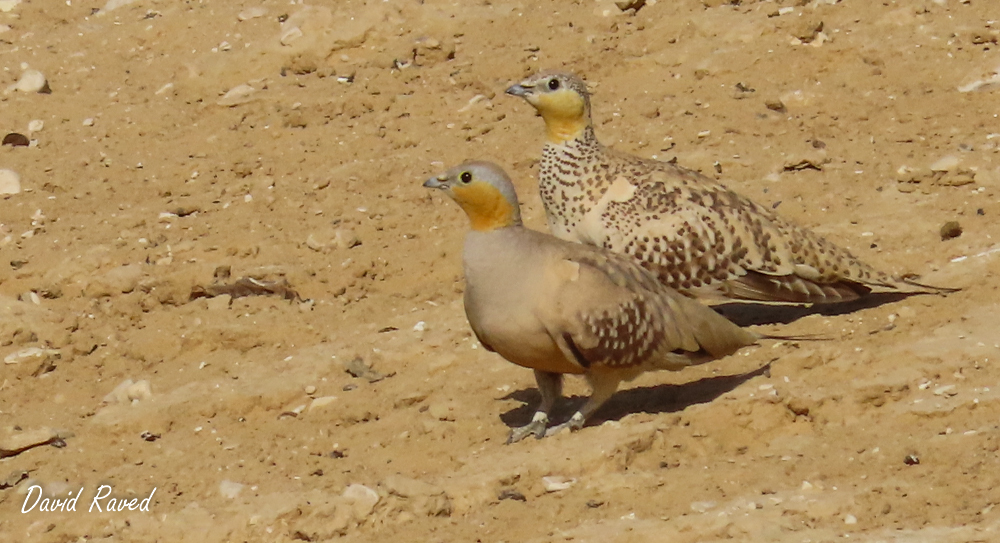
[2,0,1000,541]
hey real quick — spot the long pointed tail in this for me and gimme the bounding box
[897,275,960,295]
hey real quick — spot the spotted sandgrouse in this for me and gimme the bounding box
[506,71,954,304]
[424,160,761,442]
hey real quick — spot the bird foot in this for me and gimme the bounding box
[507,417,549,444]
[543,413,585,438]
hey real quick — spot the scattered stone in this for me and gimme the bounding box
[238,7,267,20]
[86,264,143,297]
[958,69,1000,93]
[0,0,20,13]
[542,476,577,492]
[0,427,69,459]
[344,357,386,383]
[0,169,22,195]
[615,0,646,12]
[27,120,43,133]
[930,155,961,173]
[394,391,428,408]
[381,475,452,517]
[908,400,955,418]
[940,221,962,241]
[342,484,379,519]
[305,233,326,252]
[213,265,232,281]
[844,513,858,525]
[935,169,976,187]
[895,165,931,185]
[219,479,244,499]
[904,454,920,466]
[12,69,50,94]
[280,25,304,46]
[783,156,826,171]
[4,347,59,365]
[103,378,153,404]
[99,0,140,14]
[217,84,257,107]
[190,277,300,302]
[279,5,383,53]
[427,401,456,421]
[792,20,824,43]
[308,396,339,412]
[498,488,527,502]
[765,99,787,113]
[304,229,359,252]
[3,133,29,147]
[334,228,360,249]
[0,470,29,489]
[690,501,717,513]
[413,36,455,66]
[933,384,958,396]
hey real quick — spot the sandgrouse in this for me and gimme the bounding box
[506,70,954,304]
[424,160,761,443]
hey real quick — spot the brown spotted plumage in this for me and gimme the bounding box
[507,71,955,304]
[425,161,761,442]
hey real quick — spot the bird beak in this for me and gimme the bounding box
[423,176,446,189]
[505,83,529,97]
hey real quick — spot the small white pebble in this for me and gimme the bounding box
[0,169,22,195]
[542,476,576,492]
[13,69,47,93]
[933,385,957,396]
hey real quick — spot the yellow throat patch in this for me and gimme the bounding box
[533,89,588,145]
[450,182,518,232]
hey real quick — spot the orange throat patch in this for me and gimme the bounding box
[532,89,590,145]
[544,115,587,145]
[450,184,518,232]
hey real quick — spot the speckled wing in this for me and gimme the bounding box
[582,166,897,303]
[543,249,759,371]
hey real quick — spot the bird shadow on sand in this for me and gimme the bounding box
[712,292,914,327]
[499,362,772,430]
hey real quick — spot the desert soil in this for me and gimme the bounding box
[2,0,1000,541]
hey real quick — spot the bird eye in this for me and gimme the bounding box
[547,78,561,91]
[459,171,473,184]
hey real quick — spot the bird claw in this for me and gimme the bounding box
[507,419,548,444]
[543,414,585,438]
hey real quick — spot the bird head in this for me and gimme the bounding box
[424,161,523,232]
[506,71,592,145]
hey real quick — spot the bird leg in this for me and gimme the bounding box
[544,372,622,438]
[507,370,563,444]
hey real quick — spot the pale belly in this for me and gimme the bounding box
[473,315,584,375]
